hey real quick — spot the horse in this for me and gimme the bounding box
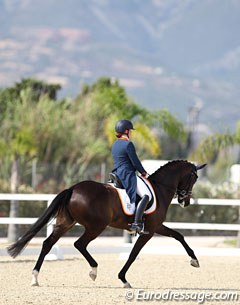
[8,160,206,288]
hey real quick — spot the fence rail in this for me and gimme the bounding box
[1,194,240,235]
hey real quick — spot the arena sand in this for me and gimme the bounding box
[1,253,240,305]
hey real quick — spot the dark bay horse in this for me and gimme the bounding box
[8,160,206,288]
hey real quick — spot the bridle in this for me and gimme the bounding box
[176,167,198,204]
[149,162,206,207]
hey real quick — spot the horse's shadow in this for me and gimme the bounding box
[0,257,80,264]
[38,284,240,292]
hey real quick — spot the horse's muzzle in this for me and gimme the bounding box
[178,195,191,208]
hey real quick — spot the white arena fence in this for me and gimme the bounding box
[1,194,240,236]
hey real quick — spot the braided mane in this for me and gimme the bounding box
[149,160,191,180]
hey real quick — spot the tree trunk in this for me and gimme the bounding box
[7,156,19,243]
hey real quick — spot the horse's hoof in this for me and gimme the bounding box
[31,270,39,286]
[89,267,97,281]
[123,282,132,288]
[89,272,97,281]
[190,258,200,268]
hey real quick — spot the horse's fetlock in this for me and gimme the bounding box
[118,272,126,282]
[74,241,80,249]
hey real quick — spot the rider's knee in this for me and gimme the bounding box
[142,194,149,201]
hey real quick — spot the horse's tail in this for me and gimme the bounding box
[7,188,73,258]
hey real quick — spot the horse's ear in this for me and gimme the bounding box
[196,163,207,171]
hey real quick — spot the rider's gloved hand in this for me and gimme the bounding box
[141,172,149,178]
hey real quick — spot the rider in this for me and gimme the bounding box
[111,119,150,234]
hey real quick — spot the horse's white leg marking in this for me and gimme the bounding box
[31,270,39,286]
[190,258,200,268]
[89,267,97,281]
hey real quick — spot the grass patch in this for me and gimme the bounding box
[224,239,237,247]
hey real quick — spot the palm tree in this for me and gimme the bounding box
[190,122,240,164]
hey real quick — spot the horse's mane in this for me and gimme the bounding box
[149,160,191,180]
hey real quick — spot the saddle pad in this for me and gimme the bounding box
[109,177,157,216]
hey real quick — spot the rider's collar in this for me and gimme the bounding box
[119,135,129,140]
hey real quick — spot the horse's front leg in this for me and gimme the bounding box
[118,232,154,288]
[156,224,200,268]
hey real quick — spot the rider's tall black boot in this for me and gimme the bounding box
[129,195,149,235]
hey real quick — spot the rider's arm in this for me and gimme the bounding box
[126,142,147,175]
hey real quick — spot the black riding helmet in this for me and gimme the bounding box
[115,119,135,134]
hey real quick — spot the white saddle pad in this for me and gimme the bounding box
[109,177,157,216]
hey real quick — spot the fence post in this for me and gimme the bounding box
[45,199,64,260]
[100,163,106,183]
[123,230,132,243]
[237,206,240,248]
[8,158,20,243]
[7,199,19,243]
[46,199,54,237]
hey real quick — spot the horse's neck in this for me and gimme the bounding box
[149,169,180,211]
[150,169,179,190]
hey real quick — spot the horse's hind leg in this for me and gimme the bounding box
[156,224,200,267]
[74,226,106,282]
[31,216,75,286]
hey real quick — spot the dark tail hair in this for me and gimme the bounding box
[7,188,73,258]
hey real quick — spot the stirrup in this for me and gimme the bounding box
[128,223,149,235]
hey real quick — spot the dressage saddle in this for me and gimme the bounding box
[108,173,124,189]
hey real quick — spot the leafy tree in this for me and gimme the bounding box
[73,77,186,167]
[0,79,63,241]
[190,122,239,164]
[0,87,35,241]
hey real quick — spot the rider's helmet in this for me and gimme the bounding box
[115,120,135,134]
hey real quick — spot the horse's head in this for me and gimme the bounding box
[177,163,207,208]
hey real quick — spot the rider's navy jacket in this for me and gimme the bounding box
[111,138,146,203]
